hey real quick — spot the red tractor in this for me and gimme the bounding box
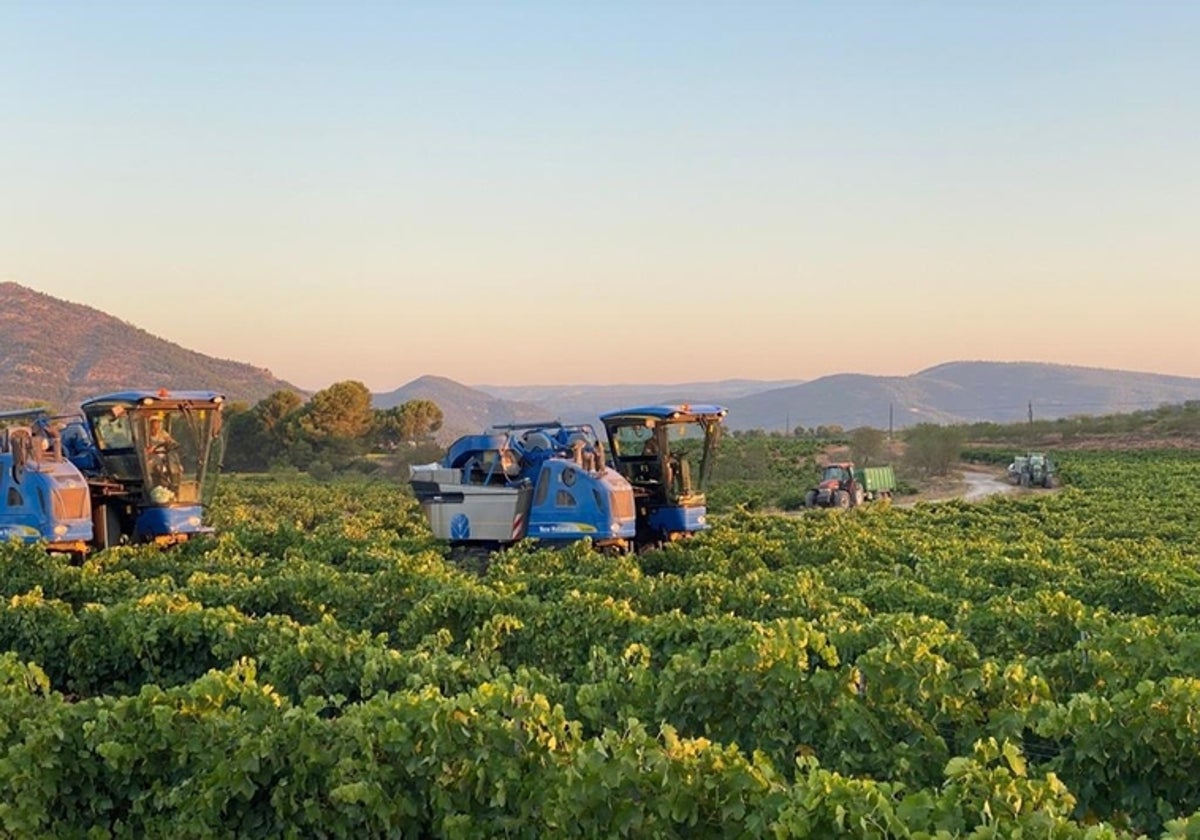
[805,462,896,509]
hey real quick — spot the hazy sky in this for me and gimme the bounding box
[2,2,1198,391]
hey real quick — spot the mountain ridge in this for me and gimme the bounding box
[372,375,549,443]
[723,361,1200,432]
[0,282,300,410]
[384,362,1200,437]
[6,283,1200,434]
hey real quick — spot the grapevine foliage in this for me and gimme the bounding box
[1,453,1199,837]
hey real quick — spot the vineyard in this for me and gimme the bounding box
[2,451,1200,837]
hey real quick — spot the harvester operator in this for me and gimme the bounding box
[145,415,181,500]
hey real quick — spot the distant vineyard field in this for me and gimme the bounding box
[2,452,1199,837]
[706,434,826,511]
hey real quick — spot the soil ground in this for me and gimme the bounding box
[896,463,1028,506]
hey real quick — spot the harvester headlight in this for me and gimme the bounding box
[54,524,68,536]
[187,516,201,527]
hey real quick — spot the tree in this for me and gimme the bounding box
[221,405,261,471]
[377,399,443,447]
[849,427,887,465]
[222,391,308,472]
[904,423,966,475]
[256,390,303,433]
[299,381,374,441]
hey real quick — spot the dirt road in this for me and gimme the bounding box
[961,470,1018,501]
[891,465,1021,508]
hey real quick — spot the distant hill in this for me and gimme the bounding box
[476,379,805,424]
[0,282,299,410]
[373,375,550,442]
[10,282,1198,436]
[724,361,1200,432]
[376,363,1200,440]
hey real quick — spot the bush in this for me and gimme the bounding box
[307,460,334,482]
[343,458,381,475]
[849,427,887,465]
[904,424,966,475]
[777,491,810,511]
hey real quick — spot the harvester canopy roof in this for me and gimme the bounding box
[599,404,727,422]
[81,390,225,410]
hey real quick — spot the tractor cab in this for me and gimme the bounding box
[600,404,726,545]
[820,463,854,486]
[70,390,225,546]
[810,461,863,507]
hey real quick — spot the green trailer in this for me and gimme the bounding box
[806,461,897,508]
[855,465,897,499]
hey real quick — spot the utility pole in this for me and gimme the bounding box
[888,403,894,441]
[1028,401,1034,425]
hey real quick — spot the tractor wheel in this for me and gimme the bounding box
[852,486,865,507]
[804,490,817,508]
[834,490,851,509]
[1020,473,1031,488]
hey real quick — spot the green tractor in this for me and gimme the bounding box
[1007,452,1057,488]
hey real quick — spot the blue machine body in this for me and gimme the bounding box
[645,504,708,536]
[411,421,637,549]
[0,410,93,553]
[600,404,727,546]
[131,505,212,542]
[524,455,636,544]
[67,390,225,547]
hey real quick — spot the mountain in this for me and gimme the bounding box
[475,379,805,424]
[378,363,1200,439]
[724,361,1200,432]
[0,282,299,410]
[10,282,1199,435]
[372,375,550,442]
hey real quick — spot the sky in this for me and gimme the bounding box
[2,1,1198,392]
